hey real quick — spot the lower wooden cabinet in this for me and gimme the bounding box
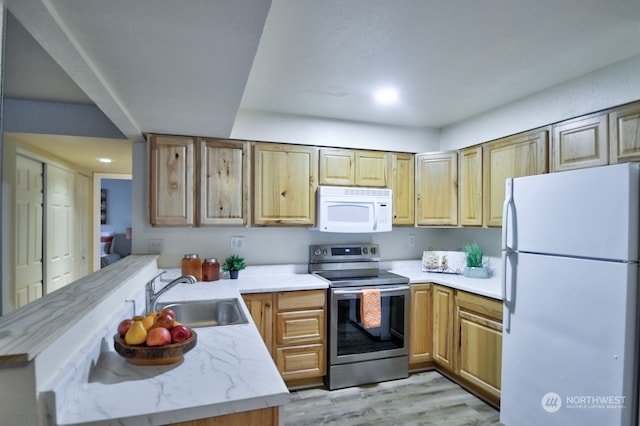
[409,282,503,407]
[242,293,274,356]
[409,283,432,369]
[432,285,455,371]
[242,289,326,387]
[455,291,503,406]
[169,406,279,426]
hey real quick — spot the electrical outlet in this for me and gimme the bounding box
[230,236,245,250]
[408,234,415,248]
[148,239,163,253]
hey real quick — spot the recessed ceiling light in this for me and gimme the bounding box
[374,87,399,105]
[97,158,113,163]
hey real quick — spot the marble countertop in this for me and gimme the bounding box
[157,263,329,294]
[56,285,289,425]
[52,259,501,425]
[385,259,502,300]
[155,260,501,299]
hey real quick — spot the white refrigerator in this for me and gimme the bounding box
[500,163,640,426]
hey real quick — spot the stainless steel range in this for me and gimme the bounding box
[309,243,410,390]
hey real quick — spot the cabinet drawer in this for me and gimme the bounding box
[275,344,325,380]
[276,309,325,345]
[455,291,502,322]
[276,290,326,311]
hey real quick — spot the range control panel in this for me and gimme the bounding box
[309,243,380,263]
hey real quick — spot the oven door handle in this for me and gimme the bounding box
[332,285,409,295]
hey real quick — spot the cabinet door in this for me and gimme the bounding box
[483,128,548,227]
[319,148,355,186]
[253,143,318,225]
[551,112,608,172]
[432,285,455,371]
[455,291,502,404]
[415,152,458,226]
[355,150,389,187]
[199,139,248,225]
[391,152,415,225]
[610,101,640,164]
[458,145,483,226]
[409,284,432,366]
[149,134,195,226]
[242,293,274,356]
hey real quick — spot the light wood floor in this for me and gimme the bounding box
[283,371,501,425]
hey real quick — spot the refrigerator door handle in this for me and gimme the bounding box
[502,178,516,250]
[502,250,512,332]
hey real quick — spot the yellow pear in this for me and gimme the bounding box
[124,317,147,345]
[142,312,158,330]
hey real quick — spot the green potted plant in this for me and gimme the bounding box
[222,254,246,279]
[463,242,489,279]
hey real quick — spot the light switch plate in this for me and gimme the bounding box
[230,236,245,250]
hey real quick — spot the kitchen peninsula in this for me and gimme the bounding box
[0,255,501,425]
[0,256,322,426]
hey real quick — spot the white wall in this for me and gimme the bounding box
[4,98,125,139]
[231,109,440,153]
[440,54,640,151]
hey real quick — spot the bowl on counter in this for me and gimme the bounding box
[113,330,197,365]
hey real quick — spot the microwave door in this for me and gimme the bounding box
[322,201,374,232]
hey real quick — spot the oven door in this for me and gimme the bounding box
[329,285,409,365]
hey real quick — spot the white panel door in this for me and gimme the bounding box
[14,155,44,308]
[74,173,90,278]
[46,164,75,293]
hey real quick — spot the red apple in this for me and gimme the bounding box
[145,327,171,346]
[117,319,133,337]
[159,307,176,318]
[153,312,176,330]
[171,325,191,344]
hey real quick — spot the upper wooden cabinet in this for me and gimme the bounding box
[415,152,458,226]
[149,134,196,227]
[391,152,415,225]
[253,143,318,226]
[319,148,389,187]
[199,138,248,226]
[551,112,608,172]
[458,145,483,227]
[610,101,640,164]
[483,128,548,227]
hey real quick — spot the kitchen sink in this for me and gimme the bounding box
[156,298,249,328]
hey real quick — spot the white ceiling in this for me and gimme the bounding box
[6,0,640,150]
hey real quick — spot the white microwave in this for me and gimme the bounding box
[316,186,393,233]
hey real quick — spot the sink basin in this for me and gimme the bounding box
[156,298,249,328]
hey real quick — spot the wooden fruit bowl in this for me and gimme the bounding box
[113,330,197,365]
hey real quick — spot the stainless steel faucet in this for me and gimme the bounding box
[146,274,197,313]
